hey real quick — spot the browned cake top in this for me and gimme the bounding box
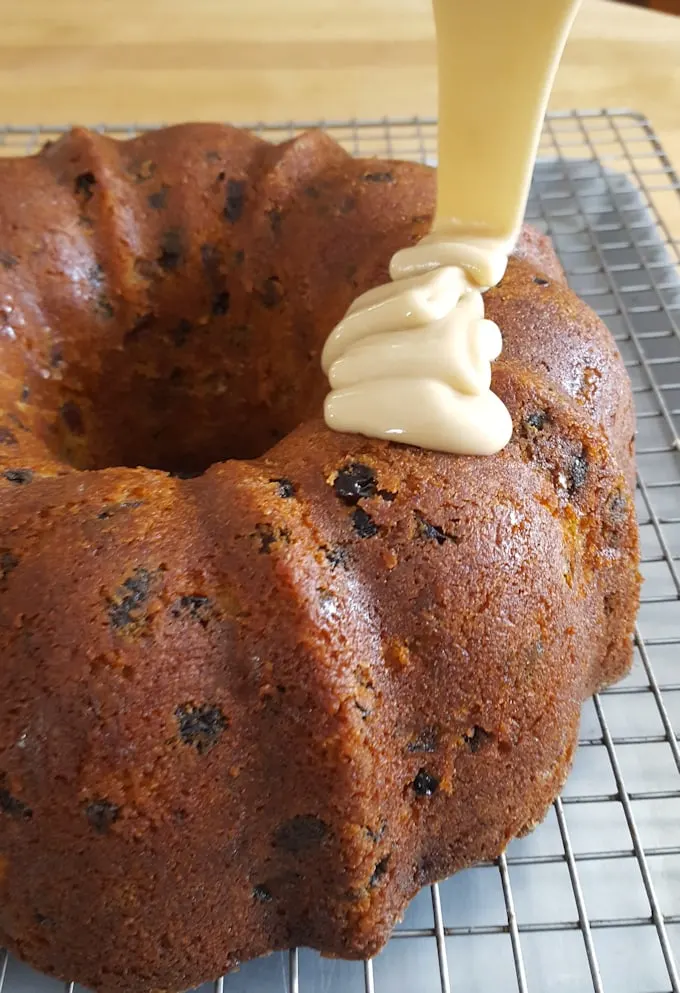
[0,123,633,485]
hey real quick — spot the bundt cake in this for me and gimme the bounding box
[0,124,639,993]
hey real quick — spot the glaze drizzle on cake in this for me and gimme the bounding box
[323,0,582,455]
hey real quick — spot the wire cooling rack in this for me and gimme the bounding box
[0,109,679,993]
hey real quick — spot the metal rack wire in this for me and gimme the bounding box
[0,109,678,993]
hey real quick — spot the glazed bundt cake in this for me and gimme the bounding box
[0,124,639,993]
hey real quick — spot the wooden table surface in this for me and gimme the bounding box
[4,0,680,224]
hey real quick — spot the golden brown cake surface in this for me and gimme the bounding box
[0,124,639,993]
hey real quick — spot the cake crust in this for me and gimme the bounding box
[0,124,639,993]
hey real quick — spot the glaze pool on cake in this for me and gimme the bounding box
[0,124,639,993]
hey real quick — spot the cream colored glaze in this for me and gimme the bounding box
[323,0,582,456]
[434,0,582,241]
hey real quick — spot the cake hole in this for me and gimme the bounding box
[175,703,228,754]
[0,549,19,583]
[369,855,390,887]
[253,884,273,903]
[85,799,120,833]
[0,778,32,819]
[407,727,439,754]
[0,251,18,270]
[271,477,296,498]
[414,514,457,545]
[333,462,377,504]
[74,171,97,200]
[170,595,214,627]
[108,567,155,631]
[413,769,439,797]
[274,815,328,852]
[351,508,379,538]
[464,726,493,753]
[224,179,246,222]
[363,171,394,183]
[2,469,33,485]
